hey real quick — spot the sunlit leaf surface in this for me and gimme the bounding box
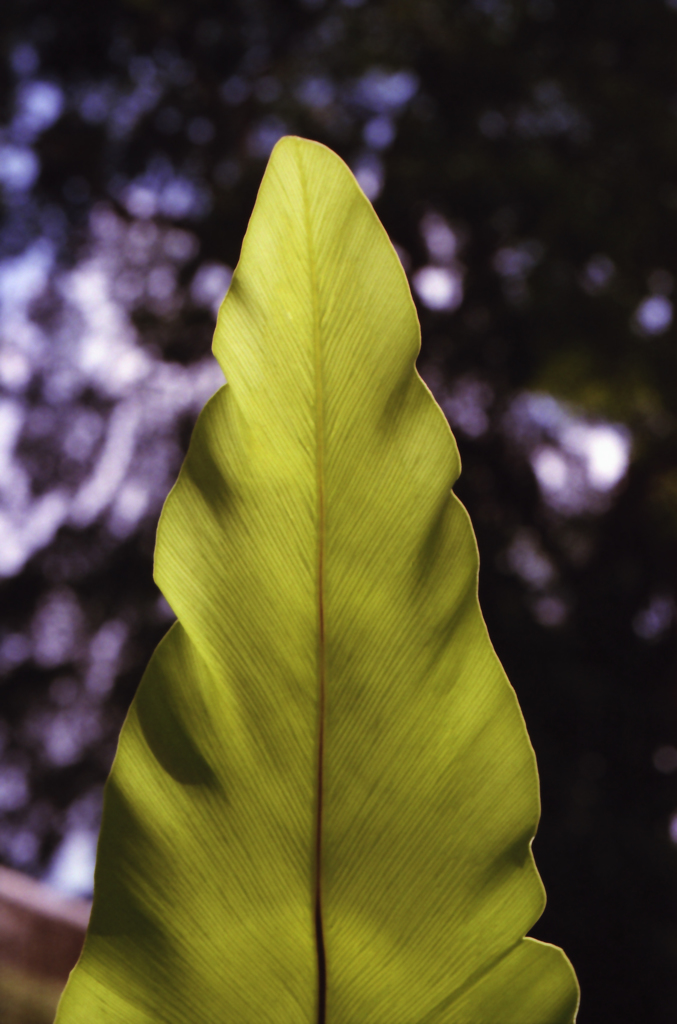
[55,137,578,1024]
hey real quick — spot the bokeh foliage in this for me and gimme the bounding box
[0,1,676,1022]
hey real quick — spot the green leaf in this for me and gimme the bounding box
[55,136,579,1024]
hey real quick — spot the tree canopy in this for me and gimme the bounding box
[0,2,675,1021]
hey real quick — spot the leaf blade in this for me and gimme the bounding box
[56,136,578,1024]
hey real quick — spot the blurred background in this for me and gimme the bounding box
[0,0,675,1020]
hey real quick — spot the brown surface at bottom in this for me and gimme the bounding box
[0,868,89,983]
[0,867,90,1023]
[0,964,64,1024]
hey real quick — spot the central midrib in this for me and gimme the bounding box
[300,151,328,1024]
